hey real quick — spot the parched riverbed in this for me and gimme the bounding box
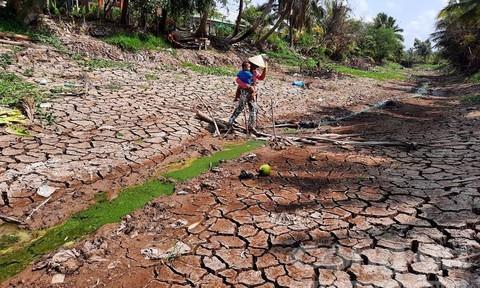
[2,74,480,287]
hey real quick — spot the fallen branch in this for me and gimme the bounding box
[25,196,51,222]
[307,136,415,147]
[196,112,417,149]
[0,32,32,41]
[0,213,24,225]
[194,96,221,137]
[0,39,32,47]
[196,111,229,132]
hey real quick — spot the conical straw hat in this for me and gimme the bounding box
[248,55,266,68]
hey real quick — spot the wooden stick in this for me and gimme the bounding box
[0,32,32,41]
[0,213,23,225]
[0,39,32,47]
[195,112,415,149]
[243,105,249,136]
[270,98,277,140]
[25,196,51,221]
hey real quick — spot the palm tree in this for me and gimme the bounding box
[254,0,324,47]
[434,0,480,72]
[254,0,293,46]
[321,0,352,59]
[440,0,480,25]
[288,0,325,46]
[227,0,275,44]
[373,13,404,41]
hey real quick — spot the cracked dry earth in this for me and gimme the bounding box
[0,44,415,229]
[5,85,480,287]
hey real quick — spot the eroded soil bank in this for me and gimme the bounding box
[3,76,480,287]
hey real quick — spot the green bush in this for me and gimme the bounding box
[0,72,44,107]
[81,58,133,70]
[297,33,315,49]
[462,94,480,104]
[104,33,171,52]
[215,23,233,38]
[469,72,480,83]
[267,34,289,52]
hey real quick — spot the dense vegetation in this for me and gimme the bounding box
[434,0,480,73]
[1,0,479,76]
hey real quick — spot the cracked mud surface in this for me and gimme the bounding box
[4,84,480,287]
[0,44,416,229]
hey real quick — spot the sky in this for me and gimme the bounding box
[220,0,448,48]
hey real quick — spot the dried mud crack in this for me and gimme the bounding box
[3,79,479,287]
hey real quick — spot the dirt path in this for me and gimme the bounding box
[0,44,416,229]
[4,76,479,287]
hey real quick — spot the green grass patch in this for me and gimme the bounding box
[182,62,236,76]
[145,73,158,81]
[80,58,133,70]
[266,50,317,69]
[0,140,264,282]
[0,52,13,69]
[104,33,171,52]
[412,63,443,71]
[0,108,26,125]
[331,64,407,81]
[0,72,44,107]
[0,235,20,251]
[461,94,480,105]
[165,141,264,181]
[468,72,480,84]
[0,18,66,52]
[4,125,31,137]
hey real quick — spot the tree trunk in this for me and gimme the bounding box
[288,14,294,48]
[230,0,243,39]
[229,0,275,44]
[254,1,293,47]
[159,7,168,33]
[120,0,129,25]
[195,10,209,37]
[98,0,104,19]
[139,10,147,29]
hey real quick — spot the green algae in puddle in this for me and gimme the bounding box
[0,235,19,250]
[0,224,44,254]
[165,140,264,181]
[0,140,263,282]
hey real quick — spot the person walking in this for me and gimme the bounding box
[228,55,267,133]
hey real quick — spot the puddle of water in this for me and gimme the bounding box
[0,140,264,282]
[0,225,45,254]
[414,82,429,96]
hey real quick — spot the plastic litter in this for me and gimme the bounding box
[292,81,305,88]
[37,184,57,197]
